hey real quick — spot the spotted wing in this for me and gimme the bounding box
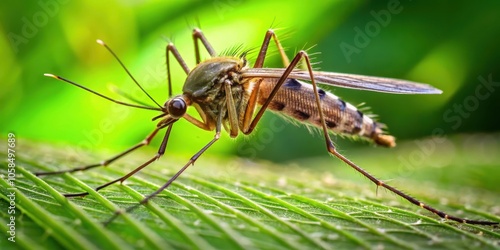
[242,68,442,94]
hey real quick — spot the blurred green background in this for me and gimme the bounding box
[1,0,500,163]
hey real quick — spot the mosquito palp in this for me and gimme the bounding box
[37,28,498,226]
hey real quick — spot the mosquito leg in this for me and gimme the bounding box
[165,43,190,98]
[131,125,220,206]
[329,150,498,225]
[104,109,224,225]
[193,28,288,67]
[240,30,291,131]
[254,29,290,68]
[35,127,163,177]
[224,80,239,137]
[243,51,307,135]
[192,28,216,64]
[165,29,216,96]
[64,124,174,198]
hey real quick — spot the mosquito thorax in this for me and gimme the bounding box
[182,57,246,102]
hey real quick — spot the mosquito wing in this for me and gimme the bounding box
[242,68,442,94]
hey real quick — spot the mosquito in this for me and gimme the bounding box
[36,28,497,226]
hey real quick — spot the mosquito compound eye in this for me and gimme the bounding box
[167,98,187,118]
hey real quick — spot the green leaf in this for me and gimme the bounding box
[1,138,499,250]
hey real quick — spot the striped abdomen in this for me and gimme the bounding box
[257,78,395,147]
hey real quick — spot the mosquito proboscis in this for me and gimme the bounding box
[36,28,498,226]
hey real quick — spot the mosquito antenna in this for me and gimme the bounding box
[96,39,163,109]
[44,74,163,111]
[109,85,154,108]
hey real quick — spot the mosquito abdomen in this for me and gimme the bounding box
[258,78,396,147]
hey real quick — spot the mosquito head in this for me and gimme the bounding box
[164,95,188,119]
